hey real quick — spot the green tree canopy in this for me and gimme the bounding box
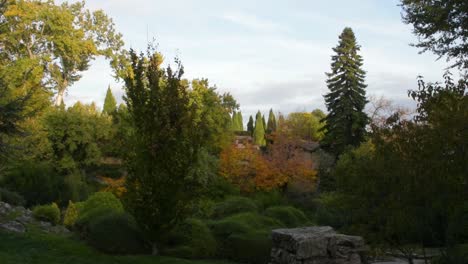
[123,49,213,252]
[335,73,468,261]
[237,111,243,131]
[401,0,468,69]
[247,115,254,136]
[0,0,125,105]
[321,27,368,154]
[254,111,266,146]
[103,86,117,114]
[266,108,277,134]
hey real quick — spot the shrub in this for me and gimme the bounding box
[189,199,216,219]
[0,188,25,206]
[163,218,217,259]
[433,244,468,264]
[224,231,272,264]
[210,212,282,238]
[63,200,84,228]
[32,203,61,225]
[252,190,284,210]
[314,192,349,229]
[212,196,258,219]
[76,192,124,228]
[264,206,310,228]
[2,162,62,206]
[87,212,148,254]
[209,212,281,263]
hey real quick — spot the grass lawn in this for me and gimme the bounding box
[0,229,235,264]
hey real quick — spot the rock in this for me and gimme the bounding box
[0,221,25,233]
[270,226,368,264]
[0,201,70,235]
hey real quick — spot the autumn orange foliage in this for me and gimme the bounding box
[98,176,126,197]
[219,134,316,192]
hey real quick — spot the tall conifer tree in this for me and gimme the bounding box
[247,115,254,136]
[254,111,266,146]
[262,115,266,132]
[237,111,243,131]
[266,108,277,134]
[231,111,239,131]
[103,86,117,114]
[322,27,368,154]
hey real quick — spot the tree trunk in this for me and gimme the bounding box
[54,88,65,106]
[151,243,159,255]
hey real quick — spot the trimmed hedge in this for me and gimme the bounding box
[212,196,258,219]
[264,206,310,228]
[32,203,61,225]
[87,212,148,254]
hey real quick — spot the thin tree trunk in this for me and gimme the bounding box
[54,89,65,106]
[151,242,159,255]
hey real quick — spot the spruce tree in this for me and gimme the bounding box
[103,86,117,114]
[254,111,266,146]
[322,27,368,154]
[266,108,277,134]
[247,115,254,136]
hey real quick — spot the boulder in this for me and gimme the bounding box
[0,201,69,235]
[0,221,25,233]
[270,226,368,264]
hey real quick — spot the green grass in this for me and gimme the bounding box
[0,228,235,264]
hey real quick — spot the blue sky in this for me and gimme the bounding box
[64,0,452,120]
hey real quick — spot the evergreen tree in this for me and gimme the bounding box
[321,27,368,154]
[247,115,254,136]
[254,111,266,146]
[237,111,243,131]
[266,108,277,134]
[231,111,239,131]
[262,115,267,132]
[103,86,117,114]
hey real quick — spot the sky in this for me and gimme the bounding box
[63,0,453,120]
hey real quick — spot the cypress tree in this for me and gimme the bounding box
[254,111,266,146]
[103,85,117,114]
[247,115,254,136]
[322,27,369,154]
[262,115,266,132]
[237,111,243,131]
[266,108,277,134]
[231,111,239,131]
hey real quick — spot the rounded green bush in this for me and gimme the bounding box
[264,206,310,228]
[210,212,282,240]
[87,212,148,254]
[32,203,61,225]
[252,191,284,209]
[224,231,272,264]
[212,196,258,219]
[164,218,217,259]
[76,192,124,227]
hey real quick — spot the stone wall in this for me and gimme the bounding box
[270,226,368,264]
